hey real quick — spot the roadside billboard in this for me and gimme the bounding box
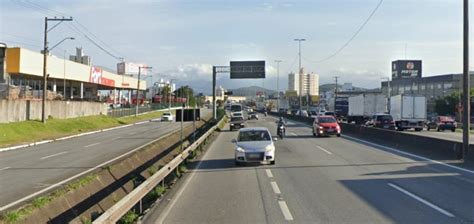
[392,60,422,79]
[117,62,149,75]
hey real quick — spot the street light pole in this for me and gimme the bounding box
[275,60,282,111]
[294,38,306,115]
[135,66,152,117]
[462,0,470,159]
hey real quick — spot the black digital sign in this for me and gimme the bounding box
[230,61,265,79]
[392,60,422,79]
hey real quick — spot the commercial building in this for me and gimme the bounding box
[1,47,145,102]
[381,73,474,112]
[287,68,319,96]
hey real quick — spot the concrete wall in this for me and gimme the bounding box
[0,99,108,123]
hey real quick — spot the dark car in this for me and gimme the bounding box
[426,116,456,132]
[366,114,395,130]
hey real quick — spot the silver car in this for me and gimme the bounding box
[233,127,276,166]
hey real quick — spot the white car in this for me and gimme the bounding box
[161,112,174,121]
[233,127,276,165]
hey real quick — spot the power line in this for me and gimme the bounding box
[11,0,125,61]
[305,0,384,63]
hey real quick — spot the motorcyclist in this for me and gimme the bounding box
[277,117,286,136]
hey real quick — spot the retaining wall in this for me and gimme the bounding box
[0,99,108,123]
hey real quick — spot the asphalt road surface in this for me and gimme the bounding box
[0,109,210,211]
[143,116,474,224]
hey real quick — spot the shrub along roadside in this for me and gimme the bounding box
[0,110,167,148]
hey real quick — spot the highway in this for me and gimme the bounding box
[144,115,474,224]
[0,109,210,211]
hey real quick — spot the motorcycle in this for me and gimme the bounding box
[277,124,285,139]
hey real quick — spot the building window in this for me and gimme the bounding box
[437,83,442,89]
[444,83,453,89]
[412,85,418,90]
[420,84,425,90]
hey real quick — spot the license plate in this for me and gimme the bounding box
[383,125,389,128]
[248,154,260,159]
[327,128,334,132]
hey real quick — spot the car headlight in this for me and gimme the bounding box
[235,147,245,152]
[230,123,234,126]
[265,145,275,152]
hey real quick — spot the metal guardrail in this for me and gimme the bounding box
[93,117,225,223]
[107,106,182,118]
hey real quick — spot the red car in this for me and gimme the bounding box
[426,116,457,132]
[313,116,341,137]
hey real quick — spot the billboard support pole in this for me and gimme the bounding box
[462,0,470,160]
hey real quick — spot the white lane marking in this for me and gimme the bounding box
[278,200,294,221]
[388,183,455,218]
[270,181,281,194]
[0,120,184,212]
[155,136,213,224]
[84,142,101,148]
[0,167,10,171]
[265,169,273,178]
[343,135,474,175]
[290,132,297,136]
[39,151,68,160]
[317,146,332,155]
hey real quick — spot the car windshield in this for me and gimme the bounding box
[325,112,335,116]
[319,117,337,123]
[238,130,271,142]
[231,117,243,122]
[231,105,242,112]
[163,113,171,116]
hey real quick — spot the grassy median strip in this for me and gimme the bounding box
[0,111,167,148]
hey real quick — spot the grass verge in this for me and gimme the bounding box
[0,110,167,148]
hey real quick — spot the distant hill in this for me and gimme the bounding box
[319,83,370,94]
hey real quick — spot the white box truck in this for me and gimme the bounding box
[347,93,387,124]
[390,94,426,131]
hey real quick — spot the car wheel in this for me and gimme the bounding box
[451,128,456,132]
[427,127,430,131]
[230,127,233,131]
[235,161,242,166]
[415,128,422,132]
[270,160,275,165]
[437,128,441,132]
[313,132,316,137]
[337,134,341,137]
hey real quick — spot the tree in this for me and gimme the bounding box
[174,85,196,106]
[434,93,459,116]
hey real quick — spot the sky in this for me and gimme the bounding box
[0,0,470,94]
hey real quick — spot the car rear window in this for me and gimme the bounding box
[376,115,392,121]
[439,116,454,122]
[238,130,271,141]
[319,117,336,123]
[325,112,335,116]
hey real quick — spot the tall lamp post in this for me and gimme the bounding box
[275,60,282,112]
[169,79,177,112]
[462,0,470,159]
[381,77,391,112]
[135,66,152,117]
[294,38,306,115]
[41,16,73,123]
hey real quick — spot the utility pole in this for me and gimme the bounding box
[334,76,339,112]
[212,66,217,120]
[275,60,282,111]
[42,17,73,123]
[294,38,306,115]
[462,0,470,160]
[136,66,152,117]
